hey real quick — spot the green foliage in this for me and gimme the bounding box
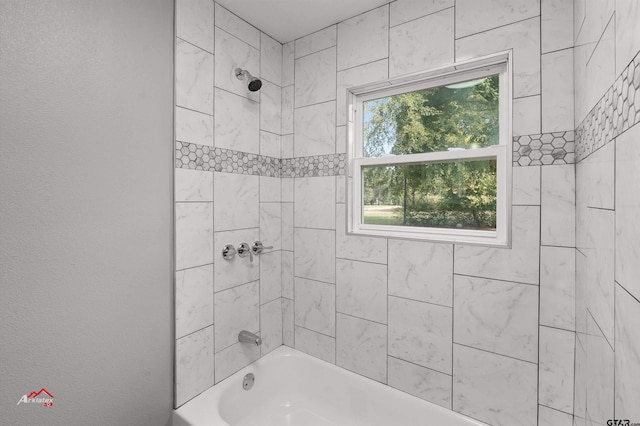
[362,76,500,230]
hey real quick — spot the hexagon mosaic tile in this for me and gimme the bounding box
[175,141,346,178]
[513,131,575,166]
[576,52,640,161]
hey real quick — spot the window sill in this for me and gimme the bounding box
[348,226,510,248]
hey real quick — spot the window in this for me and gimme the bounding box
[346,52,512,246]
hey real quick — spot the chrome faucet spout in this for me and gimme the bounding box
[238,330,262,346]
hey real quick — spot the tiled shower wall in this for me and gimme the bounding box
[170,1,640,425]
[283,2,576,426]
[573,1,640,425]
[173,0,284,406]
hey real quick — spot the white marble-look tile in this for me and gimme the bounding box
[585,313,615,426]
[389,9,454,78]
[214,88,259,154]
[542,49,574,133]
[336,59,388,126]
[390,0,454,27]
[573,332,587,423]
[176,106,214,147]
[388,239,453,307]
[295,228,335,283]
[539,326,574,413]
[336,125,347,154]
[281,134,293,158]
[388,356,452,409]
[214,340,260,383]
[214,280,259,352]
[294,277,336,336]
[176,202,214,270]
[282,42,294,86]
[214,28,260,102]
[214,172,259,231]
[282,298,294,347]
[176,38,214,114]
[259,250,281,304]
[456,0,540,38]
[455,206,540,285]
[259,131,281,159]
[579,141,614,210]
[538,405,573,426]
[260,202,281,250]
[575,249,588,336]
[583,208,615,344]
[388,296,452,374]
[295,26,336,59]
[294,101,336,157]
[260,81,281,135]
[336,259,387,323]
[453,344,537,426]
[616,126,640,301]
[335,204,387,264]
[214,3,259,49]
[261,32,282,86]
[281,250,294,299]
[336,313,387,383]
[540,246,575,330]
[176,0,214,53]
[541,0,573,53]
[175,325,214,406]
[260,176,281,202]
[337,5,388,71]
[260,298,283,356]
[616,0,640,74]
[295,47,337,107]
[281,86,294,134]
[454,275,538,362]
[615,283,640,421]
[281,203,293,250]
[512,165,540,205]
[513,96,541,136]
[213,228,260,292]
[295,326,336,364]
[574,18,615,124]
[456,17,540,98]
[176,264,214,339]
[336,176,346,203]
[294,177,336,229]
[175,168,214,202]
[281,178,293,202]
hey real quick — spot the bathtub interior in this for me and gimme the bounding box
[175,346,488,426]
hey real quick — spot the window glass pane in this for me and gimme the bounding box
[362,159,497,231]
[363,75,500,158]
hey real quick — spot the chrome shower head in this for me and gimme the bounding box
[234,68,262,92]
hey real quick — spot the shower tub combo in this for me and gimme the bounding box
[173,345,487,426]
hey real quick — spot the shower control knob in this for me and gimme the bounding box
[237,242,253,262]
[251,241,273,256]
[222,244,236,260]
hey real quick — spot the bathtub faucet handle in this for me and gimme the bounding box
[238,330,262,346]
[251,241,273,256]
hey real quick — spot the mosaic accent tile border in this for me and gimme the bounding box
[513,131,575,166]
[576,52,640,161]
[175,141,347,178]
[281,154,347,178]
[175,141,280,177]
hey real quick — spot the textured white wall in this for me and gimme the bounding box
[0,1,175,425]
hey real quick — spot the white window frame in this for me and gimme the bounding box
[346,51,513,247]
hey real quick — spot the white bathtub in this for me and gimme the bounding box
[173,346,488,426]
